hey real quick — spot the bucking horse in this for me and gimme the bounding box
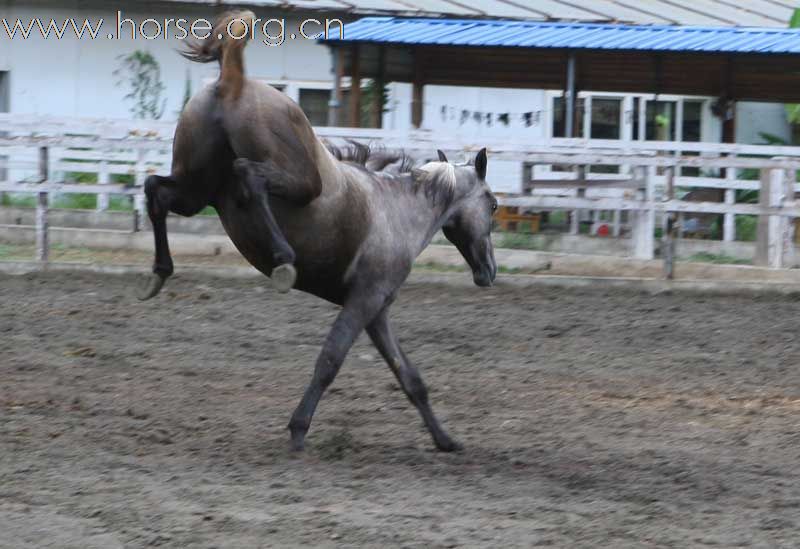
[140,10,498,452]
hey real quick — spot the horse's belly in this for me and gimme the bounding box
[215,192,363,303]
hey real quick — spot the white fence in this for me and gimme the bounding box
[2,113,800,272]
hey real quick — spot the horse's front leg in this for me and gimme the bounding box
[366,307,461,452]
[232,158,297,293]
[139,174,208,300]
[288,292,389,451]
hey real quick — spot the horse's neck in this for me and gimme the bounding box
[389,175,456,256]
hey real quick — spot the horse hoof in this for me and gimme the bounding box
[289,433,306,452]
[436,438,463,453]
[271,263,296,293]
[137,273,166,301]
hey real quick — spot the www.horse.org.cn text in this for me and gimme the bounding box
[1,11,344,46]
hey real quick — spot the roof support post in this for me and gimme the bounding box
[721,56,737,240]
[565,51,577,138]
[721,61,736,144]
[371,46,386,129]
[327,47,344,127]
[412,49,424,129]
[349,45,362,127]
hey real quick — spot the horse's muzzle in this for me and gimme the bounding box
[472,242,497,287]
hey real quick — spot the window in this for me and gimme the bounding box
[590,98,621,140]
[682,101,702,142]
[298,88,330,127]
[552,96,585,138]
[634,99,677,141]
[680,100,704,176]
[645,100,676,141]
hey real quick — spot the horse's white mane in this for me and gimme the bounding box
[411,161,457,191]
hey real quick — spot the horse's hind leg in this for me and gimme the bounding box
[233,158,297,292]
[366,307,461,452]
[233,156,321,206]
[139,174,207,300]
[287,291,389,451]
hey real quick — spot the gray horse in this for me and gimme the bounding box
[140,11,498,451]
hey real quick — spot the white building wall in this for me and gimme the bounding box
[385,83,547,192]
[736,102,791,145]
[0,2,335,119]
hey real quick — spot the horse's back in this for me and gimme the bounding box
[219,80,319,168]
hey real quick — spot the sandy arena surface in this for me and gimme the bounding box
[1,271,799,548]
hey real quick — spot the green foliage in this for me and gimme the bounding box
[707,213,758,242]
[654,113,670,128]
[0,243,13,259]
[547,211,568,225]
[65,171,97,183]
[112,173,135,186]
[108,196,134,211]
[686,252,752,265]
[495,232,543,251]
[791,8,800,28]
[0,193,35,207]
[114,50,167,120]
[786,105,800,125]
[497,266,525,274]
[736,215,758,242]
[758,132,788,146]
[517,220,534,233]
[51,193,96,209]
[361,79,389,127]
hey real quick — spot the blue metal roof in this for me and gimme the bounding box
[322,17,800,54]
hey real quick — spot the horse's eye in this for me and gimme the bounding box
[491,200,498,212]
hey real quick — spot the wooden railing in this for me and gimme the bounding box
[3,114,800,272]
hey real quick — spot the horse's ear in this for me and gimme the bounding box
[437,149,448,163]
[474,148,487,180]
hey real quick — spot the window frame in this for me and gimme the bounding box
[545,90,714,144]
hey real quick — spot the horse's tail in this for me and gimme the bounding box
[180,10,257,100]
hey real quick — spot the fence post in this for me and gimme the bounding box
[570,165,585,235]
[723,159,736,242]
[97,159,109,211]
[36,147,49,263]
[133,149,146,232]
[631,165,655,260]
[629,166,655,259]
[756,166,792,268]
[662,166,677,279]
[781,168,796,268]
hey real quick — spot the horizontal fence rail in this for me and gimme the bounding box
[3,114,800,273]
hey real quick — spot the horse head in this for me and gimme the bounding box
[429,148,498,287]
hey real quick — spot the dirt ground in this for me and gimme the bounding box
[1,271,800,548]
